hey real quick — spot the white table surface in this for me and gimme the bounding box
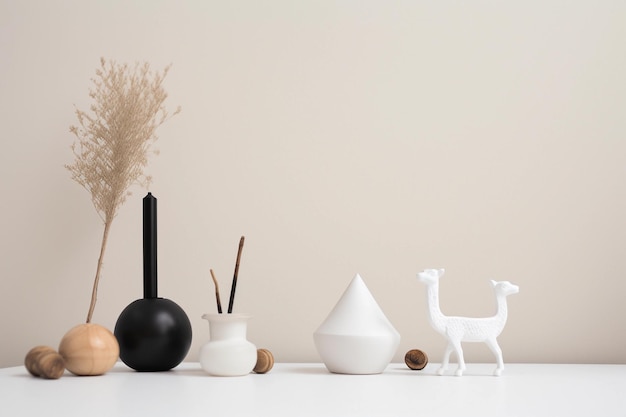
[2,362,625,417]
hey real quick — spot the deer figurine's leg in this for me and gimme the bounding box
[451,339,466,377]
[485,337,504,376]
[437,343,453,375]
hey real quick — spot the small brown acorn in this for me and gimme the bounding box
[405,349,428,370]
[25,346,65,379]
[253,348,274,374]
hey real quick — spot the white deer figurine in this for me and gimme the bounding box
[417,269,519,376]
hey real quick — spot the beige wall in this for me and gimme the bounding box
[1,1,625,368]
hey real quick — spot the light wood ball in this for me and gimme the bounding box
[253,348,274,374]
[58,323,119,376]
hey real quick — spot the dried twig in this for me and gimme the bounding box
[210,269,223,314]
[227,236,245,313]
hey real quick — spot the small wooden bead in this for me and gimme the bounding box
[253,348,274,374]
[405,349,428,370]
[37,351,65,379]
[25,346,56,377]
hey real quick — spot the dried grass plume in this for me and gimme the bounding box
[66,58,180,323]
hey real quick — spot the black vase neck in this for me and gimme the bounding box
[143,192,158,299]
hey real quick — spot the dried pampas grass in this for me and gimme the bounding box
[66,58,180,323]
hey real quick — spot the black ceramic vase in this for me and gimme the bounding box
[114,193,192,372]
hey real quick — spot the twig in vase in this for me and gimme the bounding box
[227,236,245,314]
[209,269,223,314]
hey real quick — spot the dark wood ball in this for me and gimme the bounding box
[25,346,65,379]
[405,349,428,370]
[25,346,55,377]
[37,351,65,379]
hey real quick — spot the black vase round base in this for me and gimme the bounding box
[114,298,192,372]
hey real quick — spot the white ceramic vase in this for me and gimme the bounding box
[199,313,257,377]
[313,273,401,374]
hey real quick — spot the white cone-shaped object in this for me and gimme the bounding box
[313,273,401,374]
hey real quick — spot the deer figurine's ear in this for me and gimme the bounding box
[490,279,497,287]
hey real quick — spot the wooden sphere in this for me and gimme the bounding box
[25,345,55,377]
[37,350,65,379]
[25,346,65,379]
[253,348,274,374]
[59,323,119,376]
[405,349,428,370]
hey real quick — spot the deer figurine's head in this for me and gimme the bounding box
[417,269,445,285]
[490,280,520,296]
